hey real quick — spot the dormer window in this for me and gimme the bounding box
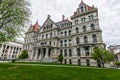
[51,24,53,29]
[84,6,87,11]
[81,6,84,12]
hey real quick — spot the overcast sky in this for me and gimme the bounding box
[27,0,120,46]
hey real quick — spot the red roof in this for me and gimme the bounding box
[33,21,40,32]
[80,1,94,10]
[73,1,94,16]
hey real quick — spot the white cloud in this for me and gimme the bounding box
[27,0,120,46]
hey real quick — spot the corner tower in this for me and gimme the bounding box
[70,0,105,66]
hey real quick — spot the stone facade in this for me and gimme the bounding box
[24,1,105,66]
[0,41,23,60]
[108,45,120,61]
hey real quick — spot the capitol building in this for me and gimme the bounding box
[24,1,105,66]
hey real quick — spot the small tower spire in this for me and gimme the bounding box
[47,15,51,19]
[62,15,65,21]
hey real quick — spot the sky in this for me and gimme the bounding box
[26,0,120,46]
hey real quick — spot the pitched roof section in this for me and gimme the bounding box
[26,21,40,34]
[79,0,94,11]
[72,0,95,16]
[33,21,40,32]
[56,19,71,24]
[56,16,72,29]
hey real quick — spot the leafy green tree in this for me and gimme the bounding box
[19,49,28,60]
[0,0,31,43]
[114,61,120,69]
[92,46,114,68]
[58,53,63,64]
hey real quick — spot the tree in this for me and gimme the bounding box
[114,61,120,69]
[92,46,114,68]
[0,0,31,43]
[19,49,28,60]
[58,53,63,64]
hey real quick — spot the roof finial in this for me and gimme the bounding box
[62,15,65,21]
[37,19,38,21]
[48,15,51,18]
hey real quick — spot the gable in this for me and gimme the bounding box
[40,16,58,32]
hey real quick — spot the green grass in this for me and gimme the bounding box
[0,63,120,80]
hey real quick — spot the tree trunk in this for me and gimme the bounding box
[60,61,62,64]
[102,62,105,68]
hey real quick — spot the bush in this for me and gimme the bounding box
[114,61,120,68]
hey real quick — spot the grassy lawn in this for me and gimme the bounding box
[0,63,120,80]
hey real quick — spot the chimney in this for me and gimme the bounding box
[48,15,50,18]
[62,15,65,21]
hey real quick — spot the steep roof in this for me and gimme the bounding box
[33,21,40,32]
[72,0,95,17]
[79,0,94,11]
[26,21,40,33]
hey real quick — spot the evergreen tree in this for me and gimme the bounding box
[58,53,63,64]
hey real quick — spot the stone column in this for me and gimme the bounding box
[11,46,14,59]
[17,48,21,59]
[34,49,38,60]
[38,49,41,61]
[7,45,11,59]
[45,48,49,59]
[30,49,34,60]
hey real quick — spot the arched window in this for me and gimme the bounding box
[64,40,67,46]
[60,50,63,55]
[81,6,84,12]
[85,47,89,56]
[69,30,71,35]
[76,37,80,44]
[51,24,53,29]
[69,39,71,45]
[76,27,79,33]
[65,31,67,36]
[86,59,90,66]
[83,25,86,32]
[92,35,97,43]
[91,15,94,20]
[77,48,81,56]
[78,59,81,65]
[84,36,88,43]
[60,40,63,46]
[69,49,72,57]
[50,33,52,37]
[64,49,67,57]
[91,24,95,30]
[69,59,72,64]
[85,6,86,11]
[89,16,91,21]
